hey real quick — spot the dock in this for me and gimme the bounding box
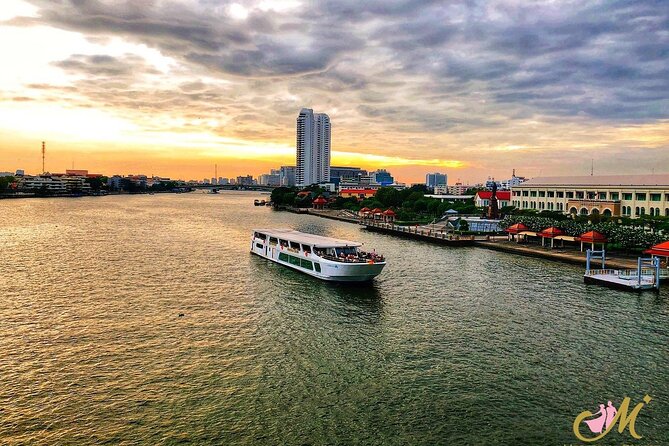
[583,250,664,292]
[361,221,475,246]
[584,269,666,291]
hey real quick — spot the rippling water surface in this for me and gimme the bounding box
[1,192,667,445]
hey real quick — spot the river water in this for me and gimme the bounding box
[0,191,667,445]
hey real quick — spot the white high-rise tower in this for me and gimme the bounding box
[296,108,330,186]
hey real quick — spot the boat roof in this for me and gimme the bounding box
[254,229,362,248]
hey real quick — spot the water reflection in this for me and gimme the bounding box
[0,192,666,446]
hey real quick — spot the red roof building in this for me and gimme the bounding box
[474,191,511,208]
[340,189,377,200]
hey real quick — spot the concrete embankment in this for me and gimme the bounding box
[473,241,639,269]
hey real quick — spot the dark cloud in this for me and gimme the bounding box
[16,0,669,131]
[53,53,159,77]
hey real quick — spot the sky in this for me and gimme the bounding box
[0,0,667,183]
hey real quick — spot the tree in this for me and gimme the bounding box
[0,176,15,191]
[271,187,295,204]
[413,199,428,213]
[408,184,429,194]
[85,176,107,191]
[375,187,401,207]
[427,199,441,216]
[406,191,424,204]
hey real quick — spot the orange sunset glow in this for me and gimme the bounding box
[1,0,668,183]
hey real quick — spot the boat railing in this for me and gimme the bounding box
[315,253,385,264]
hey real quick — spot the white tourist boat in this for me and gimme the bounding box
[250,229,386,282]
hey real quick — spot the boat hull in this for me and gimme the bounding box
[251,243,385,282]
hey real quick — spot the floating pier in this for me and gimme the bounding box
[584,249,665,291]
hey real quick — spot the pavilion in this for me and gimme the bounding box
[577,231,608,252]
[505,222,529,242]
[538,226,565,248]
[312,196,327,210]
[644,241,669,266]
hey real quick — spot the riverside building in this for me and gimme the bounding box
[296,108,331,186]
[511,174,669,218]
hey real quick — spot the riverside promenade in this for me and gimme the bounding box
[361,220,640,270]
[362,220,475,247]
[286,209,642,270]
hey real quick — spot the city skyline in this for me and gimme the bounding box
[1,1,668,183]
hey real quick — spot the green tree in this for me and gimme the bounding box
[375,187,401,207]
[413,199,428,213]
[427,199,440,216]
[0,176,15,191]
[271,187,295,204]
[85,176,107,191]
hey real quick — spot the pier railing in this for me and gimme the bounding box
[362,221,477,242]
[585,268,668,278]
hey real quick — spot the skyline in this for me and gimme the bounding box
[1,1,668,183]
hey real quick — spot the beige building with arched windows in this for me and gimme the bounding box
[511,175,669,218]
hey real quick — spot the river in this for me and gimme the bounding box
[1,191,667,445]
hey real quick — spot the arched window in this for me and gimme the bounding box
[591,208,600,215]
[640,207,645,215]
[649,207,655,216]
[635,206,640,216]
[602,209,611,216]
[570,207,578,214]
[580,208,589,215]
[666,208,669,217]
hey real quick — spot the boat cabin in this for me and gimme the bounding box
[252,229,384,264]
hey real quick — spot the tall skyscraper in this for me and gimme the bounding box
[296,108,331,186]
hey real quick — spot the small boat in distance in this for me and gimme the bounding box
[254,199,266,206]
[251,229,386,282]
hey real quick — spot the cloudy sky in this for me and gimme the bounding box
[0,0,667,182]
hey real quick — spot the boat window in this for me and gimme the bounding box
[289,256,300,266]
[256,243,264,249]
[289,241,300,250]
[300,259,313,270]
[314,263,321,273]
[279,252,289,262]
[269,237,278,246]
[302,245,312,255]
[279,239,288,248]
[255,232,267,240]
